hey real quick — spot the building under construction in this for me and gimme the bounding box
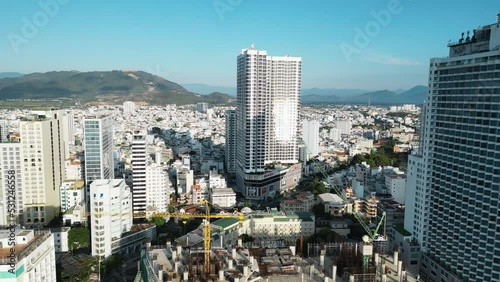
[137,237,413,282]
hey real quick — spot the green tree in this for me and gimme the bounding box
[68,227,90,250]
[151,216,166,228]
[156,117,164,122]
[311,177,327,194]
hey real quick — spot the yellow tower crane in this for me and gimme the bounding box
[150,200,244,276]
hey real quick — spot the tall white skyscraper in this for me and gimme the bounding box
[20,111,65,225]
[225,109,236,173]
[61,111,75,156]
[336,120,351,136]
[83,116,114,208]
[405,15,500,281]
[132,129,147,217]
[0,120,8,142]
[235,46,302,199]
[90,179,132,258]
[301,119,320,160]
[0,143,22,225]
[123,101,135,115]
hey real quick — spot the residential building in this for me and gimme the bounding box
[0,229,56,281]
[405,15,500,281]
[0,120,8,142]
[0,143,22,225]
[145,163,170,217]
[279,191,314,213]
[196,102,209,113]
[192,178,209,204]
[83,116,114,208]
[336,120,351,136]
[59,180,85,212]
[385,174,407,204]
[123,101,135,115]
[62,205,85,226]
[317,193,345,216]
[20,111,65,225]
[176,167,193,203]
[90,179,132,258]
[132,130,147,217]
[210,188,236,208]
[301,119,320,160]
[49,227,70,253]
[225,109,236,173]
[235,46,302,199]
[64,158,82,180]
[61,111,74,156]
[211,211,315,244]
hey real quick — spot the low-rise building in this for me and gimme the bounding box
[49,227,70,253]
[62,205,86,226]
[211,210,315,245]
[210,188,236,208]
[59,180,85,212]
[317,193,345,216]
[0,229,56,281]
[279,191,314,213]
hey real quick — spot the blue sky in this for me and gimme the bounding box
[0,0,498,90]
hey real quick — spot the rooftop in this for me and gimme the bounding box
[393,223,411,237]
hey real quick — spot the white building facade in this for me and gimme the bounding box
[0,229,56,282]
[0,143,22,225]
[407,15,500,281]
[90,179,132,258]
[301,119,320,160]
[235,47,302,199]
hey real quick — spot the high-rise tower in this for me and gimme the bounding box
[83,116,114,208]
[405,15,500,281]
[235,46,302,199]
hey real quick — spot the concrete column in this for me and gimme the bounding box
[243,266,248,277]
[324,277,328,282]
[177,245,182,256]
[331,265,337,281]
[381,263,385,275]
[238,238,243,247]
[309,265,314,278]
[234,277,240,282]
[232,248,236,258]
[219,270,224,281]
[183,271,188,282]
[158,270,163,282]
[374,253,379,265]
[400,270,406,282]
[174,261,179,273]
[349,275,354,282]
[382,274,387,282]
[397,260,402,276]
[172,250,177,261]
[228,259,233,269]
[393,250,398,264]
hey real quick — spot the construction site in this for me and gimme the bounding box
[136,237,416,282]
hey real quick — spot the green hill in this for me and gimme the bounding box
[0,70,234,105]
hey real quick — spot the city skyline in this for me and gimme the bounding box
[1,0,499,90]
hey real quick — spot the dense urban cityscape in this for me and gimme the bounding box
[0,1,499,282]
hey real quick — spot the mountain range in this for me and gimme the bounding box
[301,86,428,105]
[0,71,427,105]
[183,83,428,105]
[0,71,235,105]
